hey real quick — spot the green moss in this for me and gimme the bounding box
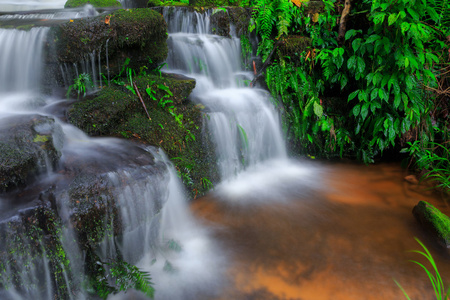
[33,135,49,143]
[52,9,167,74]
[68,74,218,198]
[419,201,450,241]
[64,0,122,8]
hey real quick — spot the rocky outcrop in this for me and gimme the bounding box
[47,8,168,82]
[0,141,169,298]
[413,201,450,248]
[0,115,63,193]
[66,73,218,198]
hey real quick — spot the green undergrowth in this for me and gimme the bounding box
[64,0,122,8]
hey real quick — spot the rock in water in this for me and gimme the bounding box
[413,200,450,248]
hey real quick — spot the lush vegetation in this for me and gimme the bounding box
[64,0,122,8]
[249,0,449,192]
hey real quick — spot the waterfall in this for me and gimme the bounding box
[0,27,49,94]
[0,0,66,11]
[162,8,317,204]
[163,8,287,180]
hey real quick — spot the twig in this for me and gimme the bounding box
[133,82,152,121]
[250,39,284,88]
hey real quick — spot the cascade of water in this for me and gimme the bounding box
[0,27,49,94]
[0,0,66,11]
[164,8,287,181]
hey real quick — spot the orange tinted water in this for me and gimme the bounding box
[191,162,450,300]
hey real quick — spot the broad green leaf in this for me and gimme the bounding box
[313,101,323,117]
[407,7,419,20]
[353,104,361,117]
[361,102,370,119]
[366,34,380,44]
[357,57,366,74]
[345,29,357,40]
[388,13,398,26]
[348,90,359,101]
[347,56,357,70]
[352,39,362,52]
[394,94,401,109]
[371,88,379,100]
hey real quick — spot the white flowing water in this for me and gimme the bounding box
[0,0,66,11]
[163,8,318,203]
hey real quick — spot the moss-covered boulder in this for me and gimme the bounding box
[64,0,122,8]
[67,73,218,198]
[0,115,62,193]
[413,201,450,248]
[49,8,168,78]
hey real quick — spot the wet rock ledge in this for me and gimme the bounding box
[46,8,168,81]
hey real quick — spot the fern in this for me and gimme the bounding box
[95,259,155,299]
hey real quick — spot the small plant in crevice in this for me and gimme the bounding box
[395,237,450,300]
[94,258,154,300]
[67,73,93,99]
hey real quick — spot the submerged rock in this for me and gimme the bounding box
[0,115,63,193]
[413,200,450,248]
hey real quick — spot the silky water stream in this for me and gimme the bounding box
[0,3,449,300]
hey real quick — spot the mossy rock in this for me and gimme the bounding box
[64,0,122,8]
[0,206,78,298]
[277,36,311,65]
[50,8,168,78]
[413,201,450,248]
[0,115,62,193]
[67,73,218,198]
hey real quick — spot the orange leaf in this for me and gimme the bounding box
[291,0,302,7]
[105,15,110,25]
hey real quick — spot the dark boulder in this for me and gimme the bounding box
[0,115,63,193]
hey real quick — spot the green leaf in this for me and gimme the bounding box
[345,29,359,40]
[388,13,398,25]
[371,88,379,100]
[352,39,362,52]
[366,34,380,44]
[401,22,411,35]
[357,56,366,74]
[361,102,370,119]
[378,88,389,102]
[353,104,361,117]
[348,90,359,101]
[394,93,401,109]
[313,101,324,117]
[407,7,420,20]
[347,56,357,70]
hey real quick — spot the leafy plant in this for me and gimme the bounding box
[95,259,154,300]
[201,177,214,190]
[395,237,450,300]
[402,140,450,194]
[66,73,93,99]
